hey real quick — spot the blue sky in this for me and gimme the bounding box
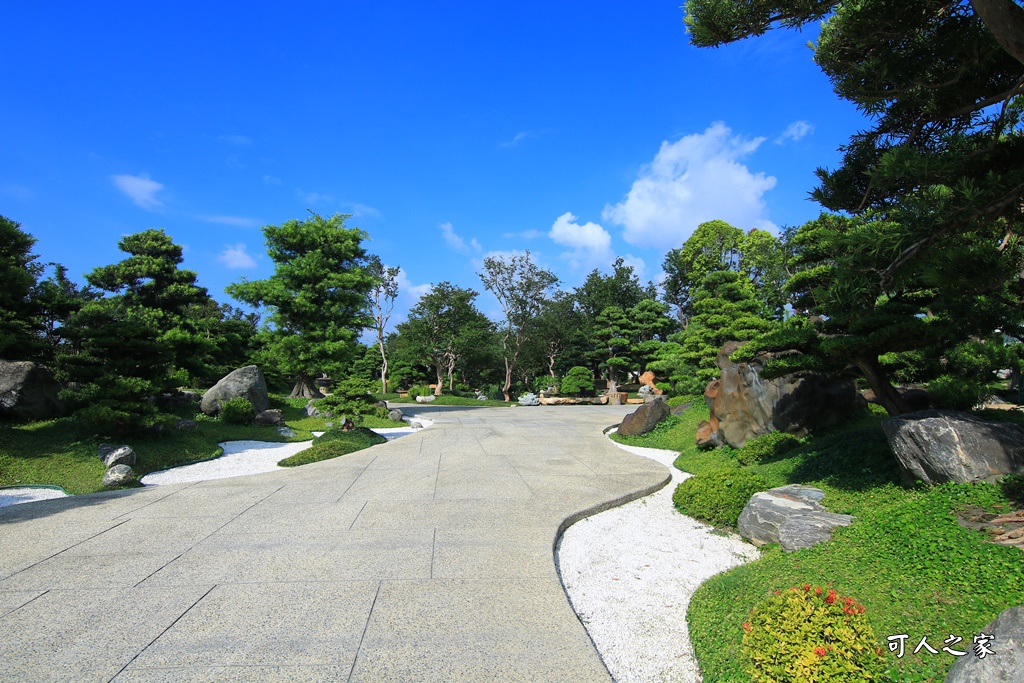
[2,2,867,328]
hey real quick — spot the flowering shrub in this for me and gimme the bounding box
[742,585,885,682]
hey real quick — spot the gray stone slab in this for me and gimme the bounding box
[0,589,46,618]
[351,578,611,682]
[0,518,128,578]
[111,665,353,682]
[142,528,433,585]
[218,499,366,534]
[126,581,378,670]
[1,551,183,590]
[125,484,284,518]
[59,515,229,556]
[0,586,212,682]
[342,467,437,500]
[432,526,555,579]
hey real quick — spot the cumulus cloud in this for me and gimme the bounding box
[502,229,544,241]
[299,190,333,204]
[112,174,165,211]
[547,212,615,271]
[776,120,813,144]
[601,122,777,249]
[199,214,260,228]
[216,243,257,269]
[440,222,482,254]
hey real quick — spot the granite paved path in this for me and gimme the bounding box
[0,404,670,682]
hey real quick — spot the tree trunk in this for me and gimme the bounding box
[502,356,513,402]
[378,341,388,395]
[434,363,444,396]
[289,374,324,399]
[972,0,1024,67]
[854,355,910,416]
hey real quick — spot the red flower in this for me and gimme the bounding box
[844,597,854,607]
[803,584,811,592]
[825,590,837,605]
[742,622,752,633]
[815,587,822,595]
[814,646,827,657]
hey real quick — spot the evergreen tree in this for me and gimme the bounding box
[0,215,44,360]
[366,255,400,394]
[227,213,376,398]
[592,305,634,394]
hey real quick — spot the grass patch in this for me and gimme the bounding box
[382,394,511,407]
[0,414,306,495]
[277,427,386,467]
[647,403,1024,682]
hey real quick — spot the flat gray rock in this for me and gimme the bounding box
[618,397,669,436]
[944,606,1024,682]
[98,444,136,468]
[254,409,284,426]
[738,485,853,550]
[200,365,270,416]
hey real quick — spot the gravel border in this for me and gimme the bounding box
[557,436,759,683]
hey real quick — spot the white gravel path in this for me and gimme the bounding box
[0,486,69,507]
[557,436,760,683]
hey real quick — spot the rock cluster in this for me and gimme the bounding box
[737,485,854,552]
[698,341,865,449]
[98,444,137,487]
[518,393,540,406]
[943,606,1024,682]
[883,409,1024,485]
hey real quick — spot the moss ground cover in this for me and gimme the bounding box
[277,427,386,467]
[616,402,1024,682]
[380,393,511,407]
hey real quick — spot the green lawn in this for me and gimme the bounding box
[614,402,1024,682]
[0,394,403,495]
[378,392,512,407]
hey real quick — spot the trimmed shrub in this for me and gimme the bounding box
[666,394,699,408]
[673,468,768,528]
[742,585,885,682]
[278,427,386,467]
[407,384,433,398]
[220,397,255,425]
[737,431,802,466]
[560,366,594,395]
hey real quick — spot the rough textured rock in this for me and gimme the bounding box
[98,444,136,468]
[538,395,608,405]
[174,419,198,430]
[638,370,663,395]
[705,341,865,449]
[388,408,404,422]
[254,409,284,426]
[415,395,436,403]
[944,606,1024,682]
[518,393,540,406]
[738,485,854,551]
[276,426,297,438]
[154,391,200,412]
[0,361,64,420]
[695,416,723,449]
[883,410,1024,485]
[618,397,670,437]
[200,366,270,416]
[670,402,693,416]
[304,400,320,418]
[102,465,135,487]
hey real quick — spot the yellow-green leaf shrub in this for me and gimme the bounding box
[742,585,885,682]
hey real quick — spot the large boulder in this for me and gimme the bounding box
[254,409,284,426]
[944,606,1024,682]
[703,341,865,449]
[618,397,670,436]
[882,410,1024,485]
[738,485,854,552]
[638,370,663,395]
[200,366,270,416]
[0,361,64,421]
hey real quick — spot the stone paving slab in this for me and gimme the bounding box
[0,404,669,682]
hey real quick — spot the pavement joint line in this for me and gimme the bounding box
[0,518,131,582]
[334,462,372,503]
[0,588,49,619]
[347,501,368,531]
[111,482,200,520]
[346,580,382,683]
[106,584,217,683]
[133,485,286,587]
[430,527,436,579]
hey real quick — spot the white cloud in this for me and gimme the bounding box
[198,214,260,228]
[601,122,778,249]
[620,254,647,282]
[218,134,252,146]
[439,222,483,254]
[776,120,813,144]
[502,229,544,241]
[547,212,615,271]
[396,268,431,301]
[341,201,381,218]
[112,174,165,211]
[216,243,257,269]
[499,130,534,148]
